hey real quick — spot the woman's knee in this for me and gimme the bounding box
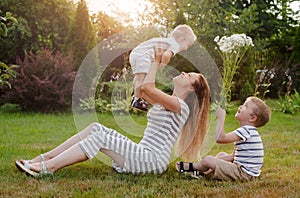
[89,122,101,128]
[79,122,101,138]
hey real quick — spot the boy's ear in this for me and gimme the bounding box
[249,114,257,123]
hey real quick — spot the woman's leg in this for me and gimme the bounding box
[29,143,125,173]
[28,123,97,163]
[29,123,127,173]
[29,143,88,173]
[100,148,125,167]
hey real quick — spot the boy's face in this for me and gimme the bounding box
[235,98,257,125]
[179,37,195,51]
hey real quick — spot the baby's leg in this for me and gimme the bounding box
[133,73,146,98]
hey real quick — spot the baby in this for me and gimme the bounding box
[129,24,197,111]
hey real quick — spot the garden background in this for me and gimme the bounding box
[1,0,299,197]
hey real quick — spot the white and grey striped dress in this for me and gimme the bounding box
[79,98,189,174]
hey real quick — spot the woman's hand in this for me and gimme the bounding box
[141,42,181,113]
[153,43,168,63]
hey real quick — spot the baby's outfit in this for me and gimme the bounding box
[129,37,181,111]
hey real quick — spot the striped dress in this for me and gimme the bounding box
[234,125,264,177]
[79,98,189,174]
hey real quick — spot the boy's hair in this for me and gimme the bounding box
[248,96,271,127]
[171,24,197,42]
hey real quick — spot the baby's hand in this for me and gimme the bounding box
[215,106,226,119]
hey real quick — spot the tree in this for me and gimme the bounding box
[91,11,124,42]
[148,0,299,99]
[64,0,96,69]
[0,0,75,64]
[0,11,18,89]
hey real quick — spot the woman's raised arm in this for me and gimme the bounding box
[141,46,181,113]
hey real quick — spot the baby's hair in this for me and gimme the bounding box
[248,96,271,127]
[171,24,197,42]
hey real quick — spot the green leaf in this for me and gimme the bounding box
[0,23,8,37]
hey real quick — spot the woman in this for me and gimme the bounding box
[15,46,210,176]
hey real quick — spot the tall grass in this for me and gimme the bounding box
[0,102,299,197]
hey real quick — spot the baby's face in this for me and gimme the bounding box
[179,37,195,51]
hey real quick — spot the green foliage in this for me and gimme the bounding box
[278,90,300,114]
[0,0,75,63]
[2,49,76,112]
[254,69,272,99]
[0,62,18,89]
[64,0,96,69]
[151,0,299,100]
[0,11,18,89]
[239,80,254,103]
[0,12,17,37]
[80,97,112,113]
[91,12,124,42]
[0,0,299,106]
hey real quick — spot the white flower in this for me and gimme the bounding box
[213,33,254,105]
[215,33,254,53]
[214,36,220,43]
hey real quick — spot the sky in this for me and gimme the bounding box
[82,0,299,22]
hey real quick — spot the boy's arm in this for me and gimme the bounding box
[215,107,241,144]
[160,50,173,67]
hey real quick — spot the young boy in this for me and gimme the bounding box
[129,24,197,111]
[176,96,271,181]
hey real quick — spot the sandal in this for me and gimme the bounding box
[39,161,53,176]
[15,160,39,177]
[176,162,196,173]
[40,154,45,162]
[15,160,53,177]
[176,162,204,179]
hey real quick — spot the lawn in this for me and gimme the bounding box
[0,102,299,197]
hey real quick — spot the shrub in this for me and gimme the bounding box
[0,62,18,89]
[80,97,112,113]
[0,12,18,90]
[3,49,76,112]
[278,90,300,114]
[239,80,254,103]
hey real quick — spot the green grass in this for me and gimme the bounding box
[0,102,299,197]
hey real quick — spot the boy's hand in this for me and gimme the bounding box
[216,106,226,119]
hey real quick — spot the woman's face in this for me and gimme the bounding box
[173,72,198,90]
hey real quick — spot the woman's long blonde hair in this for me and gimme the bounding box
[175,73,210,162]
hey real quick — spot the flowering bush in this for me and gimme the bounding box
[214,33,254,105]
[3,49,76,112]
